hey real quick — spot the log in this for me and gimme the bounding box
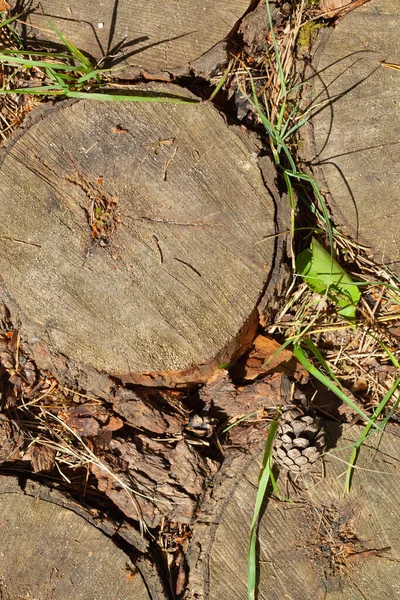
[0,83,287,393]
[186,420,400,599]
[301,0,400,273]
[18,0,254,78]
[0,475,168,599]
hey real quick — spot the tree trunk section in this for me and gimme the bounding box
[0,84,285,393]
[20,0,255,78]
[0,475,168,599]
[300,0,400,273]
[185,421,400,599]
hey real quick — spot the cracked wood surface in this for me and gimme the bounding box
[19,0,254,78]
[0,84,285,391]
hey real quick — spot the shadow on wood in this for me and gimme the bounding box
[0,475,169,599]
[17,0,255,77]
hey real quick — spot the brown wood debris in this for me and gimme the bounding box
[232,334,308,382]
[111,387,184,435]
[0,413,23,462]
[92,437,219,528]
[200,369,292,419]
[30,444,57,473]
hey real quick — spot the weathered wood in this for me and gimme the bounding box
[301,0,400,273]
[185,421,400,599]
[20,0,254,78]
[0,84,283,392]
[0,475,168,599]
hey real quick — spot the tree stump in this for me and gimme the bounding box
[0,84,287,393]
[301,0,400,273]
[186,421,400,599]
[0,475,168,599]
[19,0,253,78]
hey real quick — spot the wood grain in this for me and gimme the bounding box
[301,0,400,273]
[0,84,281,389]
[19,0,253,77]
[186,421,400,599]
[0,476,154,599]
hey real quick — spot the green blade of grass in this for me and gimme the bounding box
[208,59,233,102]
[264,0,286,100]
[0,85,64,95]
[76,68,111,84]
[0,49,73,59]
[46,67,71,90]
[0,54,83,71]
[0,10,27,28]
[365,330,400,368]
[345,377,400,491]
[61,90,200,102]
[0,87,199,103]
[47,20,92,70]
[293,343,382,430]
[301,337,342,386]
[248,407,281,600]
[222,411,260,433]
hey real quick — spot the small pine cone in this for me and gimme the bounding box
[0,413,23,463]
[273,404,325,473]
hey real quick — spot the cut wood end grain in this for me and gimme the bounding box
[0,84,287,390]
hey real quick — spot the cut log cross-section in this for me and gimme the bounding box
[20,0,254,78]
[0,476,168,600]
[0,84,284,393]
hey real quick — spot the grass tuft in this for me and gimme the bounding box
[0,19,198,105]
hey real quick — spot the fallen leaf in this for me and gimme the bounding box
[232,334,307,381]
[296,237,361,320]
[321,0,371,18]
[103,415,124,431]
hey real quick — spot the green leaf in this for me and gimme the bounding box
[296,237,361,320]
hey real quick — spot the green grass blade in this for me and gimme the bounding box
[0,49,72,59]
[0,11,26,28]
[222,411,260,433]
[366,331,400,368]
[46,67,70,90]
[293,343,382,430]
[282,114,311,140]
[209,59,233,102]
[76,68,111,84]
[345,377,400,491]
[47,20,92,70]
[301,337,342,386]
[264,0,286,100]
[62,90,200,103]
[0,85,63,95]
[248,407,281,600]
[0,54,82,71]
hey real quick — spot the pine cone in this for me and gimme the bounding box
[273,404,324,473]
[0,413,23,463]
